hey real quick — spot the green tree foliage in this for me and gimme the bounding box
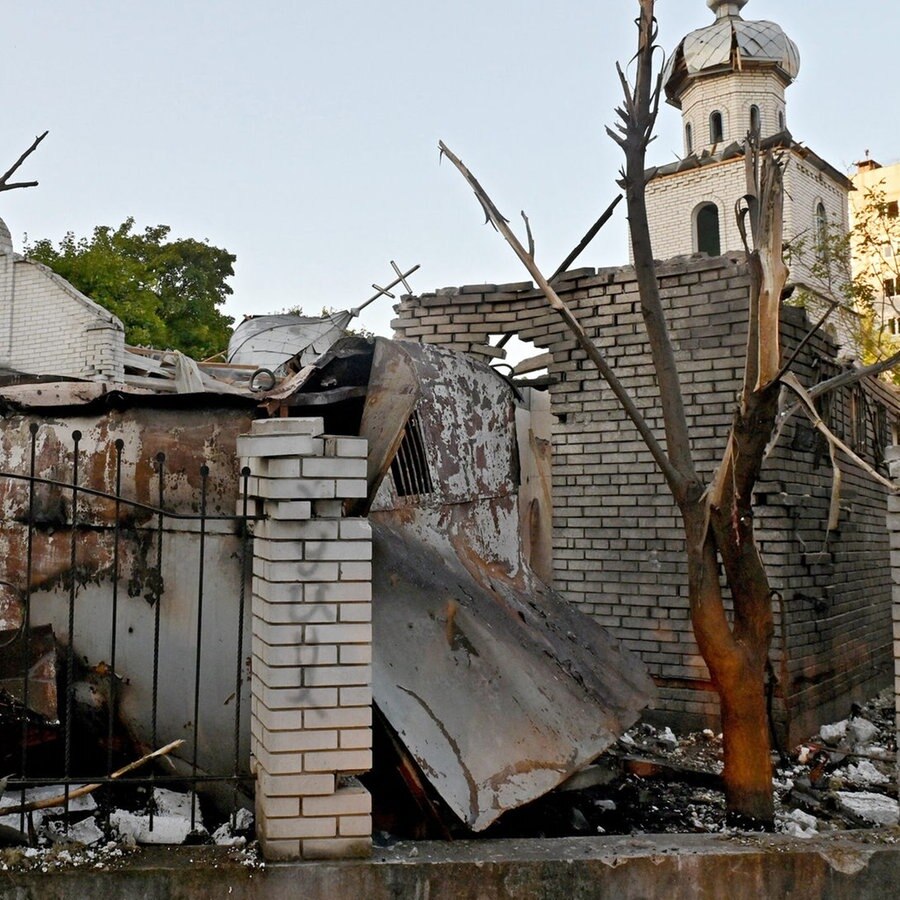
[25,218,235,359]
[785,189,900,383]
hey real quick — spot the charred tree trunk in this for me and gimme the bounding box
[441,0,789,830]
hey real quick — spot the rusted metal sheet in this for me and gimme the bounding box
[361,340,654,831]
[371,514,655,831]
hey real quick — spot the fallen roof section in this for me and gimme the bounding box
[289,337,655,831]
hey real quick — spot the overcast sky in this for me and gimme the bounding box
[3,1,897,337]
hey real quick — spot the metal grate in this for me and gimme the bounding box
[390,410,434,497]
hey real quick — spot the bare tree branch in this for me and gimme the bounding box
[438,139,683,491]
[0,739,184,817]
[551,194,623,281]
[782,373,895,493]
[807,349,900,401]
[521,211,535,259]
[772,297,840,384]
[0,131,48,193]
[615,0,697,499]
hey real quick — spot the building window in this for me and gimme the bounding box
[710,111,724,144]
[696,203,721,256]
[884,278,897,298]
[749,105,761,135]
[815,201,828,256]
[778,111,785,131]
[685,123,693,156]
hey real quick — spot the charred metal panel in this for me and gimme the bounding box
[362,340,654,830]
[369,341,518,513]
[371,514,655,831]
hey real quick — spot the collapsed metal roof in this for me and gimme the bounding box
[289,338,655,830]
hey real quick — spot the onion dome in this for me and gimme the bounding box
[664,0,801,106]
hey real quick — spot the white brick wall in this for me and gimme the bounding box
[679,71,788,155]
[640,148,849,293]
[0,247,124,381]
[238,417,373,861]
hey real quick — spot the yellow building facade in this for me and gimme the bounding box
[851,158,900,333]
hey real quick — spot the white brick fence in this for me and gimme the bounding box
[238,417,373,860]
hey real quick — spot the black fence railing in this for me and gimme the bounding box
[0,424,259,839]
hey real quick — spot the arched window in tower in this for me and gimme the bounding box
[710,111,724,145]
[749,105,761,136]
[695,203,721,256]
[815,201,828,258]
[685,123,693,156]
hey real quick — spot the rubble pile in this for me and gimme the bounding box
[0,785,255,851]
[455,689,898,841]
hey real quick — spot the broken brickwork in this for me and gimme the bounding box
[393,254,897,743]
[0,219,125,381]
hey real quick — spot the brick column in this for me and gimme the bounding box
[887,446,900,785]
[237,417,373,861]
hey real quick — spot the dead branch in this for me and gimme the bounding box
[551,194,623,281]
[766,349,900,461]
[782,373,895,494]
[438,139,682,492]
[604,0,697,499]
[0,132,48,193]
[807,350,900,402]
[0,739,184,817]
[773,297,841,384]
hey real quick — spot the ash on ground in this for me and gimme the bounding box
[472,688,898,840]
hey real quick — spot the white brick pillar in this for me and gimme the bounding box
[237,417,373,861]
[887,446,900,786]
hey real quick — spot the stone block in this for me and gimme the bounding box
[257,771,335,798]
[304,706,373,730]
[303,749,372,773]
[251,417,324,436]
[264,816,336,840]
[302,785,371,817]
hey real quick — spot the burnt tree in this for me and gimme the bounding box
[440,0,899,828]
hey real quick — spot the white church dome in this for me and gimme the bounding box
[664,0,800,106]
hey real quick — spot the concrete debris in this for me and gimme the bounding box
[781,808,819,838]
[0,786,96,834]
[819,721,848,745]
[110,790,206,846]
[212,808,254,847]
[834,792,899,827]
[848,717,879,746]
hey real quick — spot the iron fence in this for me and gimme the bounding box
[0,423,258,838]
